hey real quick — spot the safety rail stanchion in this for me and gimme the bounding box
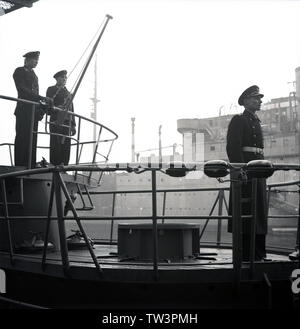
[267,185,271,221]
[78,144,84,163]
[250,178,258,278]
[27,104,35,169]
[85,184,94,205]
[0,179,14,265]
[83,185,94,209]
[109,193,116,244]
[57,172,103,276]
[42,179,55,270]
[223,191,229,213]
[199,192,220,240]
[97,171,104,186]
[53,172,70,275]
[75,117,82,180]
[161,191,167,224]
[216,189,224,248]
[232,172,242,295]
[151,169,159,280]
[88,126,103,183]
[76,183,86,208]
[75,184,94,211]
[105,139,116,165]
[9,144,13,166]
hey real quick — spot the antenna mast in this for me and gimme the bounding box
[91,55,100,150]
[131,118,135,162]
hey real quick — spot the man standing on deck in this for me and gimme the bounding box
[226,85,268,261]
[13,51,51,167]
[46,70,76,165]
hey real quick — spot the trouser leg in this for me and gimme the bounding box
[15,114,31,166]
[242,234,266,261]
[50,126,71,165]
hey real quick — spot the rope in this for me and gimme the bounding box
[68,17,107,94]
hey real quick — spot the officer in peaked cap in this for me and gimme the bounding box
[226,85,268,261]
[46,69,76,165]
[53,70,67,80]
[238,85,264,106]
[13,51,51,167]
[23,51,40,59]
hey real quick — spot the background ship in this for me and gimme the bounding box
[82,67,300,255]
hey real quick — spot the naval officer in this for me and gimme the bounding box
[13,51,51,167]
[226,85,268,261]
[46,70,76,165]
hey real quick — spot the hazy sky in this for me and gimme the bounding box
[0,0,300,164]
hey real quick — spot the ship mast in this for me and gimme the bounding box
[131,117,135,162]
[91,55,100,151]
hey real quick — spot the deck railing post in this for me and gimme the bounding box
[27,104,35,169]
[217,189,224,248]
[250,178,258,277]
[42,180,55,270]
[199,192,219,240]
[109,193,116,244]
[89,126,103,183]
[9,145,13,166]
[267,186,271,219]
[53,172,70,274]
[151,169,159,280]
[75,118,82,181]
[162,191,167,224]
[232,170,242,295]
[76,183,87,209]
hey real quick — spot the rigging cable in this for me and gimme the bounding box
[68,16,107,95]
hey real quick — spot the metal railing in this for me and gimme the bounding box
[86,179,299,249]
[0,162,299,288]
[0,94,118,185]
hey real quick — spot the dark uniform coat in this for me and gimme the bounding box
[226,109,268,235]
[13,66,44,167]
[46,85,76,165]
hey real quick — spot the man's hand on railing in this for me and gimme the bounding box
[71,127,76,136]
[38,97,54,119]
[40,96,53,107]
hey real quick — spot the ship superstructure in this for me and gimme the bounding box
[177,68,300,165]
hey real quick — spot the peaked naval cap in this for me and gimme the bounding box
[23,51,40,59]
[238,85,264,106]
[53,70,67,79]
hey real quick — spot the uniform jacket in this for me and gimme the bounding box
[13,66,43,167]
[46,85,76,130]
[226,109,268,234]
[13,66,42,116]
[226,109,263,163]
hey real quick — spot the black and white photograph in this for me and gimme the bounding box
[0,0,299,317]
